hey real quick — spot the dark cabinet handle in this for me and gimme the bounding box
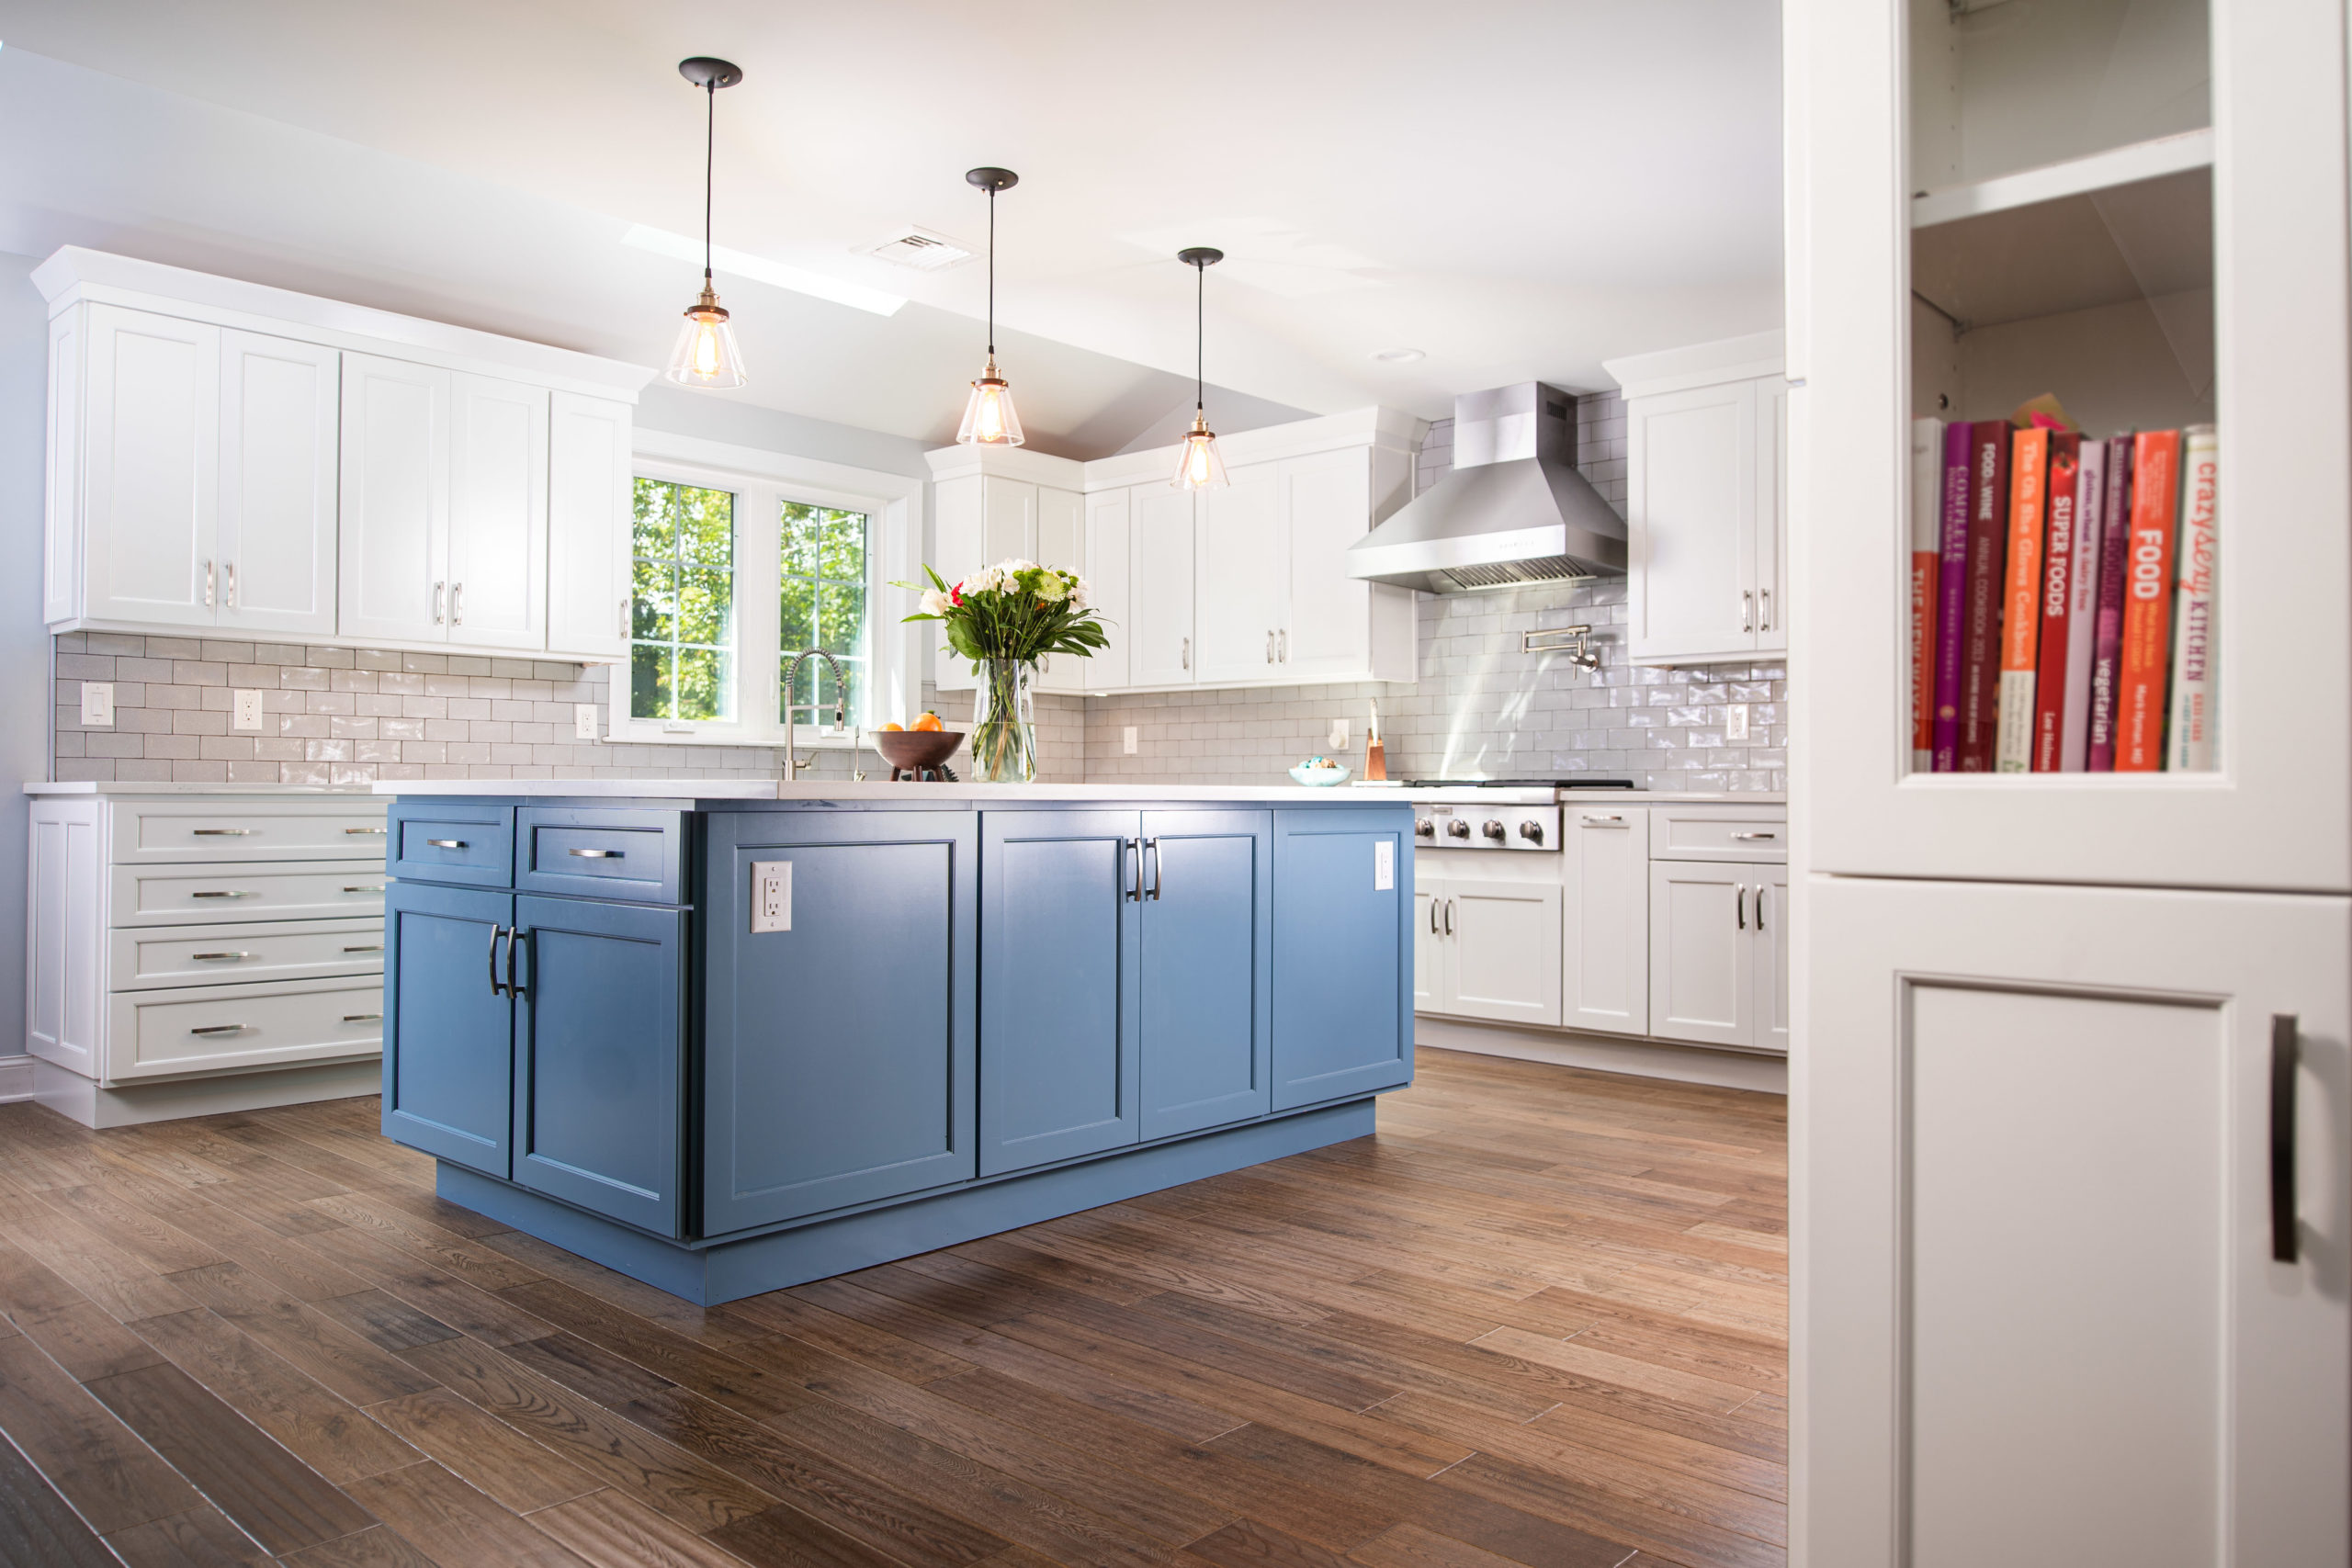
[1736,886,1747,931]
[507,927,527,999]
[1124,837,1142,903]
[1145,837,1163,902]
[2272,1013,2300,1264]
[488,923,507,998]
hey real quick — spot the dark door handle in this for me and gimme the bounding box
[1125,837,1142,903]
[1145,837,1163,902]
[2272,1013,2300,1264]
[488,923,507,998]
[507,927,527,999]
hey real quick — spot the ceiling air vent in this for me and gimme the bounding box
[863,227,976,271]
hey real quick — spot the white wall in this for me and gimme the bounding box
[0,253,52,1078]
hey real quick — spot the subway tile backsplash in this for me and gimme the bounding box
[45,395,1781,792]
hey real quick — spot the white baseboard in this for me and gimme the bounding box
[31,1057,380,1129]
[1415,1016,1787,1095]
[0,1055,31,1104]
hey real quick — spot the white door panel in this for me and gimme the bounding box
[218,330,337,636]
[1564,806,1649,1034]
[1282,448,1373,680]
[547,391,631,659]
[339,353,449,644]
[1447,879,1564,1027]
[1130,486,1195,686]
[1084,490,1131,692]
[1193,462,1283,683]
[1629,381,1756,661]
[82,305,219,627]
[445,372,547,649]
[1648,861,1752,1048]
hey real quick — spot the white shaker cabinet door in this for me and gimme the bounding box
[1445,878,1564,1028]
[217,330,338,637]
[1803,874,2349,1568]
[1035,485,1086,694]
[445,372,548,650]
[81,305,220,628]
[546,391,632,660]
[339,353,450,645]
[1281,446,1375,681]
[1563,805,1650,1035]
[1411,874,1447,1014]
[1753,378,1788,654]
[1083,489,1132,692]
[1192,461,1285,684]
[1129,486,1196,687]
[1647,860,1754,1048]
[1752,864,1787,1053]
[1628,380,1758,662]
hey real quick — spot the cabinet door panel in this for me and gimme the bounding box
[446,372,548,649]
[1412,874,1447,1014]
[1564,807,1650,1034]
[1084,489,1132,691]
[218,331,337,636]
[1754,866,1787,1054]
[1035,486,1086,694]
[1272,809,1412,1109]
[1629,381,1756,661]
[1754,378,1788,652]
[340,354,449,644]
[82,305,219,627]
[1139,810,1272,1140]
[929,475,984,693]
[513,896,684,1235]
[547,391,631,659]
[702,813,976,1233]
[1281,448,1374,680]
[1647,862,1752,1048]
[1445,879,1563,1027]
[981,810,1140,1173]
[382,881,511,1176]
[1130,487,1195,686]
[1193,463,1285,683]
[981,475,1035,564]
[1805,876,2350,1568]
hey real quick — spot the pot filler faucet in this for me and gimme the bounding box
[781,648,865,782]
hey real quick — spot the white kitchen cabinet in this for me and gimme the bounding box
[1647,861,1753,1049]
[1413,867,1563,1028]
[929,459,1089,692]
[1804,874,2348,1567]
[445,371,548,650]
[546,390,633,660]
[1282,445,1390,681]
[338,352,450,646]
[1034,484,1085,694]
[218,330,339,637]
[1193,461,1285,683]
[1563,804,1649,1034]
[1413,878,1444,1012]
[1754,863,1787,1052]
[1129,485,1197,687]
[1083,488,1132,691]
[74,304,220,629]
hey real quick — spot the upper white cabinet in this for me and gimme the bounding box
[1606,333,1788,666]
[1128,485,1197,687]
[36,248,652,662]
[1193,461,1285,683]
[1082,488,1132,690]
[927,449,1089,694]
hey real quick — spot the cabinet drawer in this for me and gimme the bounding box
[109,918,385,991]
[112,861,389,926]
[110,800,388,863]
[1647,808,1787,863]
[104,975,384,1083]
[515,808,684,904]
[388,803,514,887]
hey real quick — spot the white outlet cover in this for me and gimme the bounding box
[574,703,599,741]
[232,689,265,731]
[1123,726,1137,755]
[1726,704,1751,741]
[1374,840,1395,890]
[79,682,113,727]
[1329,718,1351,751]
[751,860,792,932]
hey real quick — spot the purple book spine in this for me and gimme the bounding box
[1930,422,1973,770]
[2086,434,2135,771]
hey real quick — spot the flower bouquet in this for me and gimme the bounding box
[901,559,1107,782]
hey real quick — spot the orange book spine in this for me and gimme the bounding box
[1994,426,2048,773]
[2117,429,2183,771]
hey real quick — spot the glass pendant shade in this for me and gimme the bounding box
[957,360,1025,446]
[666,287,747,388]
[1172,415,1228,491]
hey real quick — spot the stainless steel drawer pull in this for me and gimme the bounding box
[344,886,387,895]
[190,890,258,899]
[191,828,254,837]
[1732,831,1778,841]
[1581,814,1626,827]
[345,826,388,836]
[567,848,622,859]
[341,1013,382,1024]
[190,952,252,963]
[189,1024,248,1037]
[425,839,467,850]
[343,944,383,954]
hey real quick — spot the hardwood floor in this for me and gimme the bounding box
[0,1047,1786,1568]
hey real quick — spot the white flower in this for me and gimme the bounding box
[965,567,1002,595]
[1068,574,1093,611]
[919,588,955,615]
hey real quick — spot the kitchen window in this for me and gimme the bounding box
[605,430,921,750]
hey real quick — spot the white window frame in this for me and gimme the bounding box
[608,428,923,749]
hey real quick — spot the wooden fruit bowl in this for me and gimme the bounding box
[871,729,964,775]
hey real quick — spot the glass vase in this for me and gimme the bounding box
[971,658,1039,783]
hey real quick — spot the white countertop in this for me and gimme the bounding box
[368,779,1403,803]
[26,782,379,795]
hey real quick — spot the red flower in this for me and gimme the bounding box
[950,582,965,606]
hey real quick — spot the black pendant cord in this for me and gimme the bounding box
[987,187,997,358]
[1195,260,1205,412]
[702,80,717,289]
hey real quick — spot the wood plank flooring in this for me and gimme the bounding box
[0,1047,1786,1568]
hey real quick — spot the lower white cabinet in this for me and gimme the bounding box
[1647,859,1784,1053]
[1564,804,1650,1033]
[1804,874,2348,1566]
[1416,874,1563,1027]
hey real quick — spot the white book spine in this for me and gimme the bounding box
[2059,440,2105,771]
[1995,670,2036,772]
[2167,424,2219,771]
[1910,419,1943,772]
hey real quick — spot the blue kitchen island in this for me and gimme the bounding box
[371,781,1413,1304]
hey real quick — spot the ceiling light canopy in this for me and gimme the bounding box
[1173,247,1228,491]
[665,56,748,389]
[956,167,1024,446]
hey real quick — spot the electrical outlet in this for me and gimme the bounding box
[750,861,792,933]
[232,689,265,731]
[79,682,114,728]
[1328,718,1351,751]
[1726,704,1751,741]
[1122,726,1137,756]
[574,704,599,741]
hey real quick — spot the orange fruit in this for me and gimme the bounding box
[878,722,904,731]
[912,712,944,732]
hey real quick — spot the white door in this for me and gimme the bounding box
[1129,486,1195,687]
[1193,461,1284,684]
[1447,878,1564,1027]
[1412,873,1447,1013]
[546,391,631,660]
[339,353,449,645]
[1035,485,1086,694]
[981,475,1035,564]
[445,372,547,650]
[1802,874,2349,1568]
[1564,806,1649,1034]
[1084,489,1131,692]
[1647,860,1752,1048]
[1281,447,1374,680]
[217,330,338,637]
[1628,380,1757,662]
[1753,378,1788,654]
[81,305,220,628]
[1752,864,1787,1053]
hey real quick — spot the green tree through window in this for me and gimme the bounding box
[779,502,871,726]
[631,479,735,721]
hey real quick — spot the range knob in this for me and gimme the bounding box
[1519,819,1545,844]
[1445,818,1471,840]
[1481,819,1506,841]
[1414,818,1434,839]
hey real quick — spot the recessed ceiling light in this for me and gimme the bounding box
[1371,347,1425,364]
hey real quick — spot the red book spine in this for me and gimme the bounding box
[2031,433,2080,771]
[2117,430,2183,771]
[1956,421,2011,773]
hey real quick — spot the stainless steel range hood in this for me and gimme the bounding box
[1348,382,1625,593]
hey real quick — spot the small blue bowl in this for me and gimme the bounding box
[1290,762,1352,787]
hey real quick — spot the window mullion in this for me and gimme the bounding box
[741,484,785,745]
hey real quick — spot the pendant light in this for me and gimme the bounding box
[664,56,748,389]
[956,167,1025,446]
[1172,246,1228,491]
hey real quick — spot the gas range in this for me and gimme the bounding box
[1391,778,1633,852]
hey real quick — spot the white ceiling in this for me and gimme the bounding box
[0,1,1784,457]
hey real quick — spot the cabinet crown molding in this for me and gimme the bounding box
[1603,330,1787,402]
[33,247,657,403]
[923,444,1088,488]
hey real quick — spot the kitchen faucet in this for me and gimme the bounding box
[781,648,863,782]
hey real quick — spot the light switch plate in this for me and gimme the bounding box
[232,689,265,731]
[1726,704,1751,741]
[1329,718,1351,751]
[1123,726,1137,756]
[751,861,792,932]
[79,682,114,728]
[1374,840,1395,890]
[574,704,599,741]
